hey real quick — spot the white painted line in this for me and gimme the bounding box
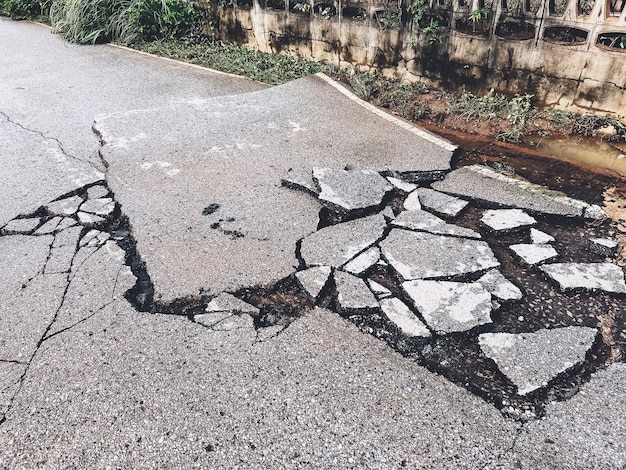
[315,72,458,153]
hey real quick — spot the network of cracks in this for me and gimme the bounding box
[1,168,624,421]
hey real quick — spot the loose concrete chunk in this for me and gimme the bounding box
[476,269,523,302]
[313,167,392,213]
[481,209,536,234]
[479,327,597,395]
[403,190,422,211]
[2,217,40,233]
[46,196,83,215]
[386,176,417,193]
[588,237,619,257]
[87,185,110,199]
[509,243,559,266]
[380,230,500,281]
[415,188,469,217]
[540,263,626,294]
[391,210,480,239]
[367,279,392,299]
[77,212,106,225]
[34,217,62,235]
[79,229,109,248]
[295,266,331,300]
[584,204,608,221]
[334,271,379,311]
[380,298,430,337]
[343,247,380,274]
[300,214,386,267]
[80,198,115,215]
[206,292,260,316]
[403,280,493,334]
[530,228,555,244]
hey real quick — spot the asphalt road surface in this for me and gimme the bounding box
[0,18,624,469]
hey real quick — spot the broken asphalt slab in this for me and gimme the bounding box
[432,165,605,218]
[94,75,454,302]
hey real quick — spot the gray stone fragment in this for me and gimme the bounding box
[415,188,469,218]
[313,167,392,212]
[367,279,392,299]
[386,176,417,193]
[295,266,331,300]
[77,212,105,225]
[86,185,110,200]
[380,230,500,281]
[300,214,386,268]
[79,229,109,248]
[380,298,430,337]
[481,209,536,234]
[343,247,380,274]
[34,217,62,235]
[588,237,619,257]
[403,191,422,211]
[530,228,555,244]
[432,165,588,217]
[476,269,523,302]
[540,263,626,294]
[80,198,115,215]
[583,204,608,221]
[2,217,40,233]
[509,243,559,266]
[334,271,378,311]
[46,196,83,216]
[391,210,480,239]
[403,280,493,334]
[206,292,260,316]
[479,327,597,395]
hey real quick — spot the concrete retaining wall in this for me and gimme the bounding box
[208,0,626,114]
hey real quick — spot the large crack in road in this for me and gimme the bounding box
[2,159,623,424]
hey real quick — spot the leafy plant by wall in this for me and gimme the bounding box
[49,0,200,44]
[0,0,51,19]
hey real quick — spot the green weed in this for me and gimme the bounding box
[0,0,51,20]
[133,37,326,84]
[49,0,200,44]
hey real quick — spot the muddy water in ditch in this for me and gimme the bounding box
[524,136,626,177]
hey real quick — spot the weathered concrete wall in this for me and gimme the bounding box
[208,0,626,114]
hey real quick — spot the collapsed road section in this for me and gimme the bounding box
[2,155,623,422]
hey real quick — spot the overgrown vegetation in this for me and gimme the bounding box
[329,68,625,143]
[132,36,326,84]
[448,90,535,142]
[0,0,51,20]
[48,0,200,44]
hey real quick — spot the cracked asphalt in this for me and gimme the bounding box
[1,18,625,469]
